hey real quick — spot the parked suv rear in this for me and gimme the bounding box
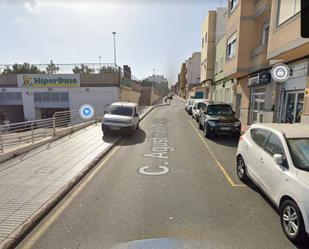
[198,102,241,138]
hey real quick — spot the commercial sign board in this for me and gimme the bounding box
[17,74,80,87]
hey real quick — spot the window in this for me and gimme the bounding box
[204,32,208,43]
[227,33,237,60]
[202,37,204,48]
[229,0,238,13]
[34,93,42,102]
[277,0,300,26]
[51,93,60,102]
[287,138,309,170]
[250,128,270,147]
[262,22,270,45]
[224,88,231,104]
[265,133,285,156]
[60,92,69,101]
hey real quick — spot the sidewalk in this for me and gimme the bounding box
[0,106,154,249]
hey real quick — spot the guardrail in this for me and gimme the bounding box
[0,105,108,153]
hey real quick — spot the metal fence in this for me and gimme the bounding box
[0,106,108,153]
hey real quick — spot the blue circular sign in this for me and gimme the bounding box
[79,104,95,120]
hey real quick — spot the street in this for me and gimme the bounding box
[17,97,302,249]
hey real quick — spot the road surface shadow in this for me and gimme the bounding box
[122,128,146,146]
[244,180,309,248]
[210,135,239,148]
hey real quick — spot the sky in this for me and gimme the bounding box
[0,0,223,85]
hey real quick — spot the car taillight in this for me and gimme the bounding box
[239,135,244,141]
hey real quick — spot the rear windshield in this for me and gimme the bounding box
[109,106,133,117]
[287,138,309,171]
[207,105,233,115]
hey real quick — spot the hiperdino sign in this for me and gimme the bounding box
[17,74,80,87]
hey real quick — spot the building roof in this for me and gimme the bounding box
[251,123,309,139]
[111,102,137,107]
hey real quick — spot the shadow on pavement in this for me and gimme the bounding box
[244,180,309,248]
[122,128,146,146]
[210,135,239,148]
[101,128,146,146]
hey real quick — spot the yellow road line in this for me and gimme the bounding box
[189,121,245,188]
[21,143,122,249]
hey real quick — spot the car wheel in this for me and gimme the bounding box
[236,156,249,182]
[204,125,212,138]
[280,200,306,243]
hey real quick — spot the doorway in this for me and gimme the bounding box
[283,91,304,123]
[251,87,266,123]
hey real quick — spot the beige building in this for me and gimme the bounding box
[267,0,309,124]
[200,8,227,100]
[224,0,272,125]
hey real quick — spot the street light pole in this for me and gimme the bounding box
[98,56,101,73]
[112,32,117,66]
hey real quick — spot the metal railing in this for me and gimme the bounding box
[0,105,108,153]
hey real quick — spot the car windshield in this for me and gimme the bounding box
[207,105,233,115]
[197,102,205,109]
[109,106,133,117]
[287,138,309,171]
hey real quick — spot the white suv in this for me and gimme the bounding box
[102,102,140,136]
[236,123,309,243]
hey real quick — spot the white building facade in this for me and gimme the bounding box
[0,73,120,122]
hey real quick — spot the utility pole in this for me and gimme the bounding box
[98,56,102,73]
[112,32,117,66]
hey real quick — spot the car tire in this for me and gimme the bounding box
[280,199,306,243]
[236,156,249,182]
[204,125,212,138]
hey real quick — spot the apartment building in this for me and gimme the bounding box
[185,52,202,98]
[224,0,272,125]
[200,8,227,100]
[213,8,230,104]
[267,0,309,124]
[179,63,187,98]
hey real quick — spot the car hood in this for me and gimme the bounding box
[207,115,239,123]
[297,170,309,186]
[103,114,132,122]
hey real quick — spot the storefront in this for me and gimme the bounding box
[278,59,308,123]
[0,73,120,122]
[248,70,273,124]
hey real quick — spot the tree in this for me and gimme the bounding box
[46,60,60,74]
[2,63,45,74]
[72,64,94,74]
[100,66,116,74]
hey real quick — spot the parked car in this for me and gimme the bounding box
[185,99,194,112]
[102,102,140,136]
[236,123,309,243]
[198,101,241,138]
[167,93,173,100]
[192,99,207,122]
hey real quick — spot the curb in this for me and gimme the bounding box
[0,104,160,249]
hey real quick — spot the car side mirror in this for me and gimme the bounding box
[104,110,107,114]
[233,111,235,115]
[273,154,283,165]
[134,113,139,117]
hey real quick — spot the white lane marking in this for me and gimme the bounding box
[138,165,170,176]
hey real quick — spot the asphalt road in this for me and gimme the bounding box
[17,98,307,249]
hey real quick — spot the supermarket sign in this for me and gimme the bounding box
[17,74,80,87]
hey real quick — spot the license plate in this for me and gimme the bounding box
[220,127,231,131]
[110,127,120,131]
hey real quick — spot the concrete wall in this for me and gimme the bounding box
[150,87,162,105]
[119,86,141,104]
